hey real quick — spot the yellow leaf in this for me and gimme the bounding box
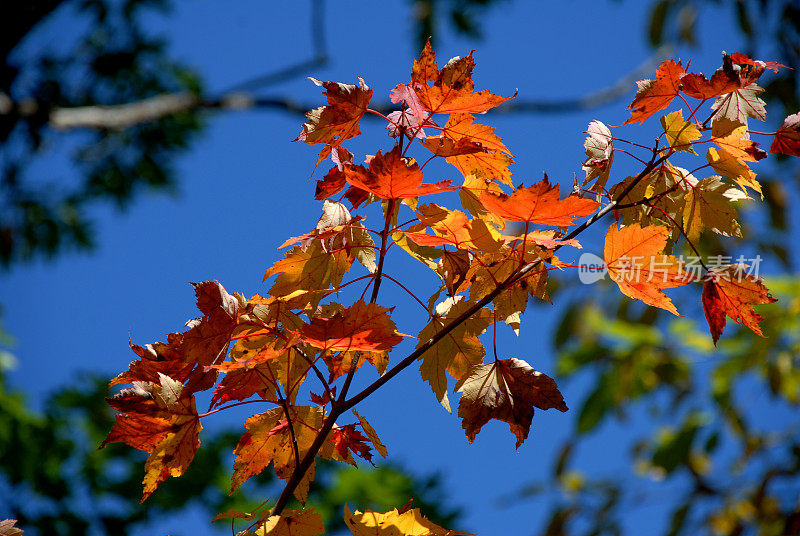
[661,110,702,154]
[255,509,324,536]
[344,505,468,536]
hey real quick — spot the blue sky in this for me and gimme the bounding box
[2,1,794,534]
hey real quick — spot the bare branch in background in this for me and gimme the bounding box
[0,43,673,131]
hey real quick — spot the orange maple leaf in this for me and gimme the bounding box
[604,224,694,315]
[702,264,777,344]
[479,177,598,226]
[302,300,405,352]
[343,146,456,200]
[624,59,685,125]
[428,113,515,185]
[455,358,567,448]
[391,39,514,118]
[296,77,373,165]
[102,375,202,501]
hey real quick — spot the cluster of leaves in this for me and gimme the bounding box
[84,42,798,536]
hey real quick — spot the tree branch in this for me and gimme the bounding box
[269,150,669,517]
[0,43,673,131]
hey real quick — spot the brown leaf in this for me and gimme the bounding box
[455,358,567,448]
[297,77,373,165]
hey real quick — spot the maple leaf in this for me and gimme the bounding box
[297,77,373,165]
[682,176,743,241]
[180,281,242,366]
[315,147,366,202]
[110,337,194,388]
[710,84,766,128]
[457,172,506,227]
[329,424,374,465]
[706,147,762,198]
[0,520,22,536]
[302,300,404,352]
[343,146,457,200]
[624,59,685,125]
[681,69,741,100]
[464,245,550,335]
[711,125,767,163]
[404,203,503,252]
[479,176,598,226]
[428,113,515,185]
[282,201,377,274]
[455,358,567,448]
[582,120,614,192]
[386,108,433,140]
[255,509,325,536]
[392,39,514,117]
[352,409,388,458]
[770,112,800,157]
[212,345,312,406]
[102,375,202,501]
[604,224,694,316]
[231,406,325,501]
[702,264,777,344]
[417,296,494,412]
[661,110,702,154]
[265,242,351,308]
[438,250,472,296]
[344,505,468,536]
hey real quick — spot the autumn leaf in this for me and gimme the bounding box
[231,406,325,501]
[297,77,373,165]
[429,113,515,185]
[711,125,767,163]
[604,224,694,315]
[392,39,514,117]
[302,300,405,352]
[465,245,551,334]
[210,325,307,407]
[702,264,777,344]
[582,120,614,192]
[352,409,388,458]
[458,172,507,227]
[344,505,468,536]
[710,84,766,128]
[624,59,685,125]
[455,358,567,448]
[343,146,456,200]
[0,520,22,536]
[255,509,325,536]
[706,146,762,198]
[682,176,743,241]
[282,201,377,274]
[479,176,598,226]
[110,336,194,388]
[661,110,702,154]
[681,70,740,100]
[770,112,800,157]
[404,203,503,252]
[179,281,242,367]
[102,375,202,501]
[329,424,374,465]
[264,242,351,308]
[417,296,494,412]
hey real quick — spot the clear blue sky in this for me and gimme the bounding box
[1,1,791,534]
